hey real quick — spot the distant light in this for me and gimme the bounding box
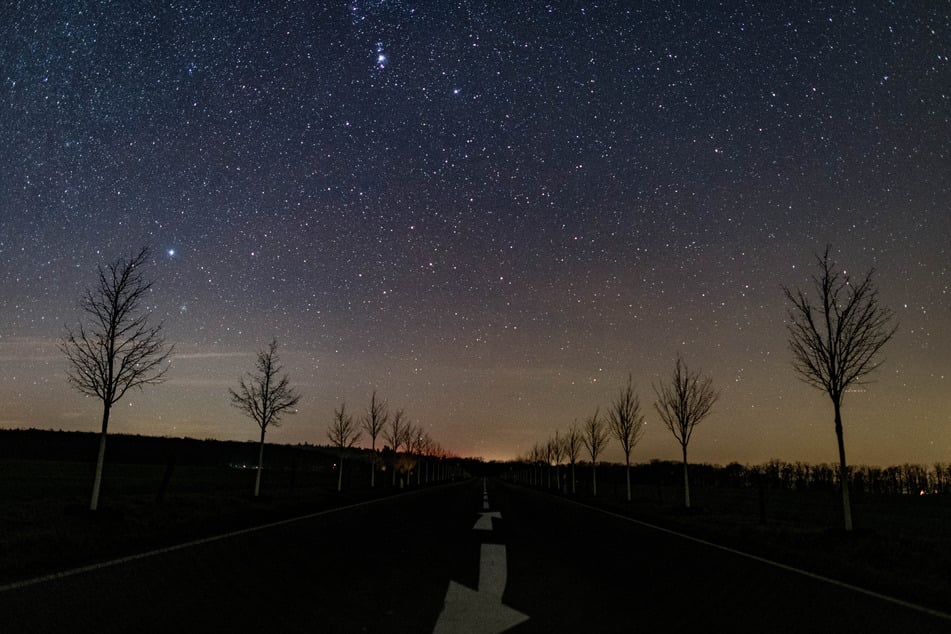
[167,248,176,257]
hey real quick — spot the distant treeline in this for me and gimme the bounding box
[716,459,951,496]
[0,428,338,471]
[506,458,951,496]
[0,428,480,477]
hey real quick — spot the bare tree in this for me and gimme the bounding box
[581,408,609,496]
[361,390,388,487]
[564,423,583,494]
[543,437,556,488]
[551,431,566,493]
[653,355,719,509]
[383,408,407,486]
[608,375,646,502]
[229,339,301,497]
[328,402,362,492]
[416,432,436,483]
[783,247,896,531]
[404,421,421,485]
[523,443,539,486]
[61,247,172,511]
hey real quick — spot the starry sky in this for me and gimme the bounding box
[1,1,949,465]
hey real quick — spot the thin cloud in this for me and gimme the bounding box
[172,352,252,361]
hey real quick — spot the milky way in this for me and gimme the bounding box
[1,2,949,464]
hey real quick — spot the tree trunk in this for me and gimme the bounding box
[370,439,377,488]
[254,427,265,497]
[571,463,576,495]
[682,444,691,509]
[89,405,111,511]
[833,400,853,531]
[625,457,632,502]
[592,463,598,497]
[337,455,344,492]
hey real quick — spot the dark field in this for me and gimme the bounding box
[504,464,951,616]
[1,460,369,584]
[0,430,463,586]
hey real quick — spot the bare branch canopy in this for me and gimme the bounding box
[229,339,301,433]
[783,247,897,403]
[61,247,172,406]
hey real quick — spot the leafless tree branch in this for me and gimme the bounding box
[60,247,172,511]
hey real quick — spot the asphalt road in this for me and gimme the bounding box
[2,479,948,633]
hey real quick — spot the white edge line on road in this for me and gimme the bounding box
[564,496,951,623]
[0,482,467,594]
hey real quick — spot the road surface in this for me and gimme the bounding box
[1,479,948,632]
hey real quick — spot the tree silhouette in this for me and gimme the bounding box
[403,421,423,485]
[407,423,422,484]
[229,339,300,497]
[360,390,388,487]
[564,423,583,495]
[328,402,362,492]
[653,355,719,509]
[783,247,896,531]
[543,437,556,488]
[581,408,609,496]
[61,247,172,511]
[383,408,408,486]
[551,431,566,493]
[607,375,646,502]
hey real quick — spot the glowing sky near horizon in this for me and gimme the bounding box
[1,2,950,465]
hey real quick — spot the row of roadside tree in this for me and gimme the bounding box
[59,247,456,509]
[511,246,903,533]
[514,356,719,509]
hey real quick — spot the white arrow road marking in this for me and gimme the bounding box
[473,511,501,531]
[434,482,530,633]
[434,545,529,633]
[435,580,529,633]
[478,544,507,599]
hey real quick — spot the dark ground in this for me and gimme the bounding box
[2,478,949,633]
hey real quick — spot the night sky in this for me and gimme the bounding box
[1,2,949,465]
